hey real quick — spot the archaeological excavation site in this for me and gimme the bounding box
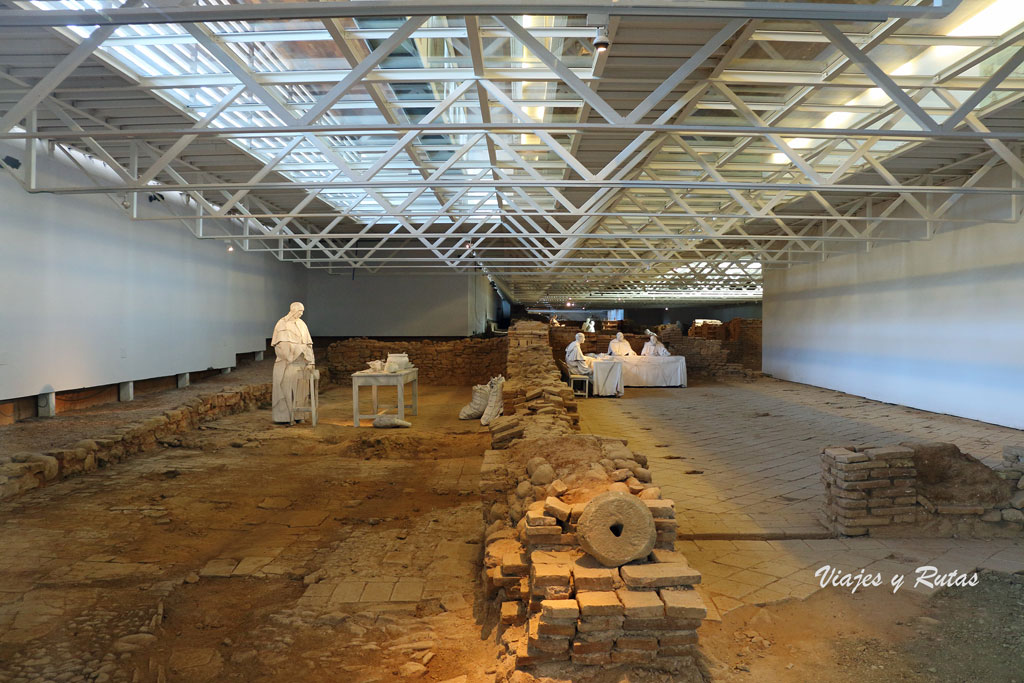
[1,1,1023,681]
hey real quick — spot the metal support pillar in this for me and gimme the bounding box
[118,381,134,402]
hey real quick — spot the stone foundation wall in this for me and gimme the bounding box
[821,441,1024,538]
[480,320,706,681]
[0,384,271,501]
[486,322,580,449]
[325,337,507,385]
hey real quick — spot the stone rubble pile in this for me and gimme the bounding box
[821,441,1024,538]
[480,435,706,679]
[325,336,507,386]
[0,384,271,501]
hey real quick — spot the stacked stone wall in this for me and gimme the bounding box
[488,321,579,449]
[480,320,707,680]
[325,337,507,386]
[820,441,1024,538]
[0,384,271,501]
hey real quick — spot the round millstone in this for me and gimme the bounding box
[577,491,656,567]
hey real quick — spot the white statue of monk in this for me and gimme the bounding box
[565,332,593,376]
[607,331,636,356]
[271,302,314,423]
[641,334,671,357]
[582,317,596,333]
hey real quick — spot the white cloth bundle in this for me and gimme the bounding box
[459,384,490,420]
[373,415,412,428]
[480,375,505,426]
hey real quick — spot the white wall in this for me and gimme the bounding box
[303,270,493,337]
[764,192,1024,429]
[0,142,305,401]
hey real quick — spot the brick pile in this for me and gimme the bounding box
[821,441,1024,538]
[325,336,507,386]
[0,384,271,501]
[687,320,726,341]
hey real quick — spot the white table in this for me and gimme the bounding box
[620,356,687,387]
[352,368,418,426]
[589,358,624,397]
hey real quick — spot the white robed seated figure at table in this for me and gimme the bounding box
[641,334,671,357]
[607,332,636,356]
[565,332,594,376]
[271,302,315,423]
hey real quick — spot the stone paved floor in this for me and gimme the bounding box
[577,377,1024,616]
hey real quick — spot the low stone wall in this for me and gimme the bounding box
[0,384,271,501]
[820,441,1024,538]
[480,321,706,681]
[489,321,579,448]
[325,337,508,385]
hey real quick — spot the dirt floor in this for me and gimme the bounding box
[0,385,502,683]
[700,571,1024,683]
[1,379,1022,682]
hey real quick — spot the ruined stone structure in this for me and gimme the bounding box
[480,319,707,680]
[0,384,272,501]
[325,336,507,386]
[821,441,1024,538]
[686,319,763,371]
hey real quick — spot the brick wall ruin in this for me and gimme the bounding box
[479,320,708,680]
[821,441,1024,538]
[0,384,271,501]
[325,337,507,385]
[655,325,758,380]
[688,319,763,371]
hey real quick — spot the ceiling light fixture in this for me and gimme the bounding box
[593,26,610,53]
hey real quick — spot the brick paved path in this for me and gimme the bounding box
[577,377,1024,614]
[579,378,1022,538]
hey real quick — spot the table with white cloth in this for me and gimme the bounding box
[589,357,624,397]
[620,355,687,387]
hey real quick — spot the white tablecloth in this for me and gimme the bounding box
[620,356,687,387]
[589,358,624,397]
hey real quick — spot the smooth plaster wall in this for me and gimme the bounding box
[763,209,1024,429]
[303,270,493,337]
[0,141,305,401]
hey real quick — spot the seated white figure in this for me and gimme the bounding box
[565,332,593,376]
[641,334,671,357]
[582,317,596,333]
[607,332,636,357]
